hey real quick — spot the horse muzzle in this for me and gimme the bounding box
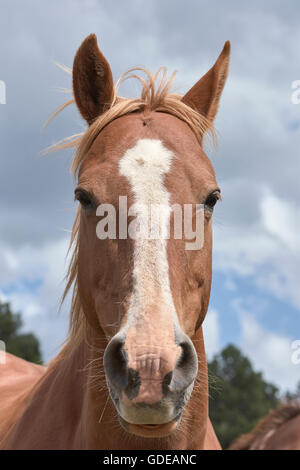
[103,330,198,437]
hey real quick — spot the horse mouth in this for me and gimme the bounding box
[119,415,181,438]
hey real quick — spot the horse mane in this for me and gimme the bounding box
[229,400,300,450]
[46,66,216,361]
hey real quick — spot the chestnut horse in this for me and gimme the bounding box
[0,34,230,450]
[229,401,300,450]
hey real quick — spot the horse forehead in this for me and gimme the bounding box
[119,138,175,186]
[79,111,215,190]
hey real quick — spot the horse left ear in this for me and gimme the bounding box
[72,34,114,125]
[182,41,230,124]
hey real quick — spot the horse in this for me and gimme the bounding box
[0,34,230,450]
[229,401,300,450]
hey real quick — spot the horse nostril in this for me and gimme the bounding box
[177,341,195,369]
[162,370,173,395]
[103,336,128,390]
[124,368,141,400]
[169,335,198,393]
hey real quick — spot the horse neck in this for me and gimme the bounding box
[3,338,90,449]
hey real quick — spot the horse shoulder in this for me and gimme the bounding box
[265,413,300,450]
[0,353,46,444]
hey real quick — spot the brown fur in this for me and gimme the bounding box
[0,354,45,444]
[72,34,114,124]
[0,34,230,449]
[229,401,300,450]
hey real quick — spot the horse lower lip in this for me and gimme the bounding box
[124,419,179,438]
[137,424,163,429]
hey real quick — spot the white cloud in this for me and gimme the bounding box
[0,237,70,361]
[214,188,300,311]
[203,309,220,360]
[261,191,299,253]
[239,313,300,392]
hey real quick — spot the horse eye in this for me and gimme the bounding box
[74,190,94,210]
[205,191,220,210]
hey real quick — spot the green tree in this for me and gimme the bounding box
[0,300,42,364]
[208,344,279,449]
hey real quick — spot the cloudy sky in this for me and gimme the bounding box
[0,0,299,393]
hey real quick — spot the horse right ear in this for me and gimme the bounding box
[182,41,230,125]
[72,34,114,125]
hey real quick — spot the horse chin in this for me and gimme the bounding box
[118,413,182,438]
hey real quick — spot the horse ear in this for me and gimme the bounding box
[72,34,114,125]
[182,41,230,124]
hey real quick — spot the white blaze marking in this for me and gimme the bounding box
[119,138,178,327]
